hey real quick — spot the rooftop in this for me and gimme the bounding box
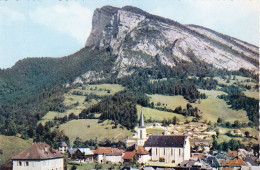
[144,135,186,147]
[12,143,63,160]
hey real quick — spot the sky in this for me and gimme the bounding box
[0,0,259,69]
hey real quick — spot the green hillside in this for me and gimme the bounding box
[0,135,33,166]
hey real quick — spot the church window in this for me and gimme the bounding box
[140,130,142,138]
[19,161,22,166]
[26,162,29,166]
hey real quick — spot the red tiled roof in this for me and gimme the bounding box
[12,143,63,160]
[93,147,124,156]
[122,151,136,160]
[136,146,149,155]
[226,151,238,157]
[227,158,248,167]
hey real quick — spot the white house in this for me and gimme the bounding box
[144,135,190,164]
[58,141,68,154]
[93,147,124,163]
[12,143,64,170]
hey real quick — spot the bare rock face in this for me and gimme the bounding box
[86,6,259,77]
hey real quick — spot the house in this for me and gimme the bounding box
[12,143,64,170]
[193,142,210,153]
[231,129,243,137]
[67,148,78,158]
[93,147,124,163]
[144,135,190,164]
[58,141,68,154]
[226,151,238,159]
[243,157,260,170]
[205,156,221,169]
[191,153,206,161]
[123,146,150,164]
[72,148,94,162]
[226,157,248,170]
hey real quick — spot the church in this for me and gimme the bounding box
[127,112,190,165]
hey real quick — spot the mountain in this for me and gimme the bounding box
[0,5,259,134]
[85,6,258,78]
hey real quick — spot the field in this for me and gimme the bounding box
[191,89,249,123]
[59,119,132,145]
[243,90,259,100]
[0,135,33,166]
[136,105,189,122]
[147,94,189,110]
[40,84,124,124]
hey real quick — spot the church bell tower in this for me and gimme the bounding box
[137,112,147,146]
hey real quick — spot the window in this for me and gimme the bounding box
[164,148,165,155]
[140,130,142,138]
[26,162,29,166]
[179,149,181,156]
[171,149,173,155]
[156,148,157,155]
[19,161,22,166]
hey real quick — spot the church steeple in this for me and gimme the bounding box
[139,112,145,127]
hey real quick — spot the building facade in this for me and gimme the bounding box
[12,143,64,170]
[144,135,190,164]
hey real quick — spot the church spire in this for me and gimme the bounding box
[139,112,145,127]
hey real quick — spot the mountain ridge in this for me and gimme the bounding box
[85,5,258,79]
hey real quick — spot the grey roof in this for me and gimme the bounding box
[245,157,259,166]
[144,135,186,147]
[68,148,77,154]
[60,142,68,147]
[206,156,221,167]
[139,112,145,127]
[180,160,196,167]
[78,148,94,155]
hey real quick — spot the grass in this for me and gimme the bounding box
[191,89,249,123]
[0,135,33,166]
[147,94,189,110]
[136,105,189,122]
[40,84,124,125]
[243,90,259,100]
[71,84,125,96]
[58,119,132,145]
[147,129,165,135]
[67,162,121,170]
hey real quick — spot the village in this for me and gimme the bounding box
[9,113,259,170]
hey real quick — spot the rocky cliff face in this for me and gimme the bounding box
[86,6,259,77]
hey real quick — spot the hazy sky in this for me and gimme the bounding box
[0,0,259,69]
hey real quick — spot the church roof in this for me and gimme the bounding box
[12,143,63,160]
[144,135,186,147]
[139,112,145,127]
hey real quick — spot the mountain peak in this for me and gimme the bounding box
[86,5,259,76]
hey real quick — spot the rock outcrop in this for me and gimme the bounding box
[86,6,259,77]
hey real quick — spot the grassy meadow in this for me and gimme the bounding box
[59,119,132,145]
[191,89,249,123]
[136,105,189,122]
[0,135,33,166]
[40,84,124,124]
